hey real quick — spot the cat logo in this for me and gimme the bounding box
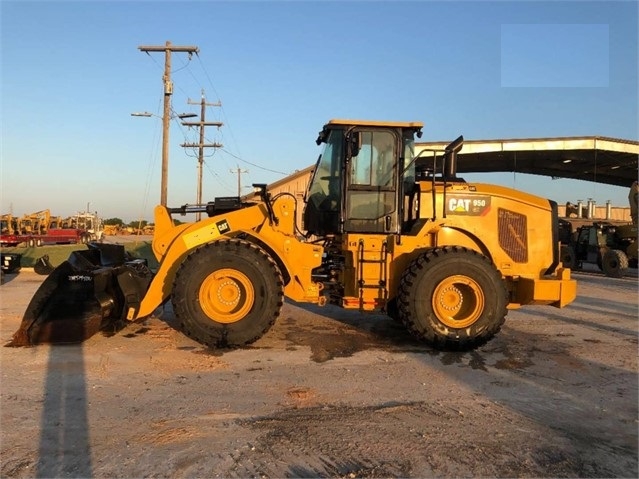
[446,196,491,216]
[449,198,471,212]
[216,219,230,234]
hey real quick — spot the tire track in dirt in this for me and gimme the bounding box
[223,401,601,478]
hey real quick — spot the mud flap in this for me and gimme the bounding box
[8,243,153,346]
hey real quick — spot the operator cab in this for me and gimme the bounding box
[304,119,423,236]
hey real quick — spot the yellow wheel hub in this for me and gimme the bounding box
[199,268,254,324]
[432,275,484,329]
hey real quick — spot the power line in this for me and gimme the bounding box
[195,55,245,162]
[135,96,163,225]
[220,148,289,176]
[191,53,301,181]
[203,159,235,195]
[230,165,249,197]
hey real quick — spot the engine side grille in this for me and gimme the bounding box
[498,208,528,263]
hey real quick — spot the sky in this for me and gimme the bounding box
[1,0,637,223]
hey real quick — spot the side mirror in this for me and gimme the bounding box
[316,129,329,145]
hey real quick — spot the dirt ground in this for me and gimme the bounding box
[0,267,637,478]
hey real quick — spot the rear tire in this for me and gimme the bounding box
[602,249,628,278]
[596,246,608,271]
[172,239,284,348]
[398,246,507,350]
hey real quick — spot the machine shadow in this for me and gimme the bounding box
[36,343,93,478]
[0,272,19,285]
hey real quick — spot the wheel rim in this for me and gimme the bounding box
[199,268,255,324]
[432,275,484,329]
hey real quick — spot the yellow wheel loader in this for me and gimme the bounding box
[10,120,576,350]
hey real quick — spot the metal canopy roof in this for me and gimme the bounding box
[415,136,639,188]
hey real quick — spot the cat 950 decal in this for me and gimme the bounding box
[446,196,491,216]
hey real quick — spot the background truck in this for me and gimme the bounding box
[62,211,104,241]
[0,209,94,247]
[560,181,638,277]
[12,120,576,350]
[0,252,21,285]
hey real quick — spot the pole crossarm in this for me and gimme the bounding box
[138,45,199,54]
[180,143,224,148]
[181,121,224,128]
[188,98,221,107]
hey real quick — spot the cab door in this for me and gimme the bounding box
[344,129,399,233]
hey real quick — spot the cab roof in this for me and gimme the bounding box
[326,119,424,129]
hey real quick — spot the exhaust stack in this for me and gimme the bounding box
[444,135,464,179]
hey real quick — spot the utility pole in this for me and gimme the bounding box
[230,165,249,197]
[181,90,223,220]
[138,41,199,206]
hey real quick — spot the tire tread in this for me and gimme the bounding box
[173,239,284,348]
[397,245,507,350]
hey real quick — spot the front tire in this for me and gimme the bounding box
[172,239,284,348]
[602,249,628,278]
[398,246,507,350]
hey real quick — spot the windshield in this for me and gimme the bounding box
[306,129,343,213]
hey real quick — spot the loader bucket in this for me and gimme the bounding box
[8,243,153,347]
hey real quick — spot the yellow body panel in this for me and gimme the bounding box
[512,268,576,308]
[136,196,323,319]
[335,181,576,311]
